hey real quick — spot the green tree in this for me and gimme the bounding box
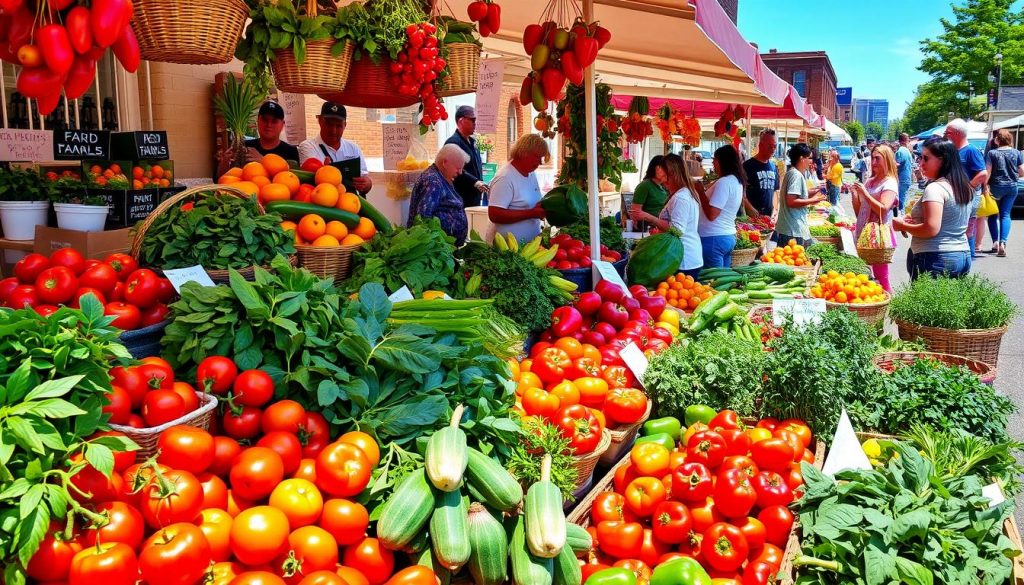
[865,121,885,140]
[903,81,955,133]
[886,118,908,140]
[842,121,865,143]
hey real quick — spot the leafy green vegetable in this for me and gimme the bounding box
[820,255,870,276]
[137,192,294,270]
[551,216,629,253]
[809,225,840,237]
[806,242,841,263]
[345,217,458,297]
[890,275,1017,330]
[505,418,578,500]
[903,424,1024,496]
[388,298,525,359]
[0,167,57,202]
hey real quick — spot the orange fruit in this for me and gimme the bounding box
[133,167,144,179]
[109,163,121,174]
[133,179,143,189]
[325,221,349,240]
[225,167,243,178]
[262,153,289,177]
[311,183,340,208]
[353,217,376,240]
[312,234,340,247]
[250,175,271,188]
[159,179,170,187]
[341,234,365,246]
[151,166,165,179]
[233,181,260,197]
[298,214,326,242]
[337,192,361,213]
[273,171,301,195]
[242,162,268,181]
[259,183,291,203]
[314,165,342,187]
[280,221,298,233]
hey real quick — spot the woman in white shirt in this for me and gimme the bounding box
[698,145,745,267]
[487,134,549,243]
[850,145,899,293]
[646,153,703,278]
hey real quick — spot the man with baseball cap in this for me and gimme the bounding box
[298,101,372,194]
[216,100,298,176]
[444,105,488,207]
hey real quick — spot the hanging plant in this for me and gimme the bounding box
[556,82,630,189]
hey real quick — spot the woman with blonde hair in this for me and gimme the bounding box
[850,145,898,292]
[646,153,703,277]
[488,134,549,243]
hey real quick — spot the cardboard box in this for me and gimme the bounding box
[33,226,133,259]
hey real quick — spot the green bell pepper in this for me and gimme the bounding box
[684,404,716,427]
[649,557,712,585]
[586,567,637,585]
[641,416,682,440]
[634,432,677,452]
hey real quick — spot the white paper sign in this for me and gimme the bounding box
[839,228,859,257]
[619,342,648,386]
[474,60,505,134]
[0,129,53,161]
[278,92,307,145]
[982,483,1006,508]
[163,265,216,293]
[592,260,633,298]
[388,286,414,302]
[821,409,873,477]
[382,123,414,170]
[772,298,826,326]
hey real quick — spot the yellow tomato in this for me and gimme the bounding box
[746,427,773,443]
[658,309,680,329]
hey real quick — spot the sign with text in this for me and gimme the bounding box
[279,93,307,145]
[388,286,415,302]
[382,123,414,170]
[163,265,216,293]
[475,60,505,134]
[53,130,110,160]
[592,260,632,298]
[112,131,169,160]
[839,228,859,257]
[620,342,648,387]
[0,129,53,162]
[772,298,826,326]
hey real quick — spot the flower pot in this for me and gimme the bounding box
[54,203,109,232]
[0,201,50,240]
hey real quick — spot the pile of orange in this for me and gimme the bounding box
[811,271,887,304]
[281,214,377,247]
[130,164,172,189]
[218,155,364,214]
[654,273,715,311]
[762,239,810,266]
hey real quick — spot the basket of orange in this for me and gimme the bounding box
[810,270,890,326]
[761,239,817,280]
[652,272,717,313]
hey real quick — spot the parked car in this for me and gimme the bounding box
[836,145,856,168]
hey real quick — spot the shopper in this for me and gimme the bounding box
[774,143,826,247]
[298,102,373,194]
[943,118,986,257]
[647,154,703,278]
[851,150,865,183]
[487,134,548,243]
[826,150,843,206]
[629,155,669,230]
[895,133,914,211]
[407,144,470,245]
[698,146,745,267]
[742,129,779,218]
[893,138,979,279]
[215,101,299,177]
[984,128,1024,256]
[444,105,488,208]
[850,145,898,293]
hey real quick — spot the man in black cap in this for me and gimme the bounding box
[444,105,488,207]
[298,101,372,193]
[216,100,298,176]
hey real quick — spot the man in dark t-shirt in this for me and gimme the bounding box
[216,101,299,176]
[741,129,779,217]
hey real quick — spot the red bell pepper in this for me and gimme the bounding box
[550,305,583,337]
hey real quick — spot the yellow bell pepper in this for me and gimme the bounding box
[658,308,680,330]
[655,321,679,337]
[422,290,447,300]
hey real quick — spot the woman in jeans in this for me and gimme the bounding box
[893,138,979,279]
[774,143,826,247]
[697,145,746,267]
[984,129,1023,256]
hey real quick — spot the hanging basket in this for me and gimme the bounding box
[272,40,354,95]
[320,55,420,109]
[437,42,481,97]
[856,246,895,265]
[130,0,249,64]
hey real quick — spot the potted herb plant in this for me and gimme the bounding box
[53,186,110,232]
[0,167,56,240]
[476,134,494,163]
[213,74,265,171]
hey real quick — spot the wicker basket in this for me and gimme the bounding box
[272,40,354,95]
[571,430,611,493]
[295,242,363,284]
[814,236,841,247]
[598,401,653,467]
[872,351,996,386]
[731,246,759,267]
[436,42,481,97]
[130,184,298,284]
[824,293,890,327]
[118,320,168,359]
[130,0,249,65]
[110,392,218,461]
[856,246,895,265]
[894,320,1009,368]
[320,56,420,109]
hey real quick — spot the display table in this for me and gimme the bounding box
[364,170,424,229]
[465,206,493,240]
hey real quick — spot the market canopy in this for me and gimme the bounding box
[824,118,852,142]
[914,119,988,140]
[994,114,1024,130]
[444,0,789,105]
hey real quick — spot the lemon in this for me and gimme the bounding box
[862,438,881,459]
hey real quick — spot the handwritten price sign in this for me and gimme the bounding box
[382,123,413,170]
[475,60,505,134]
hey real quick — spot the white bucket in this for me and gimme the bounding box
[0,201,49,240]
[54,203,109,232]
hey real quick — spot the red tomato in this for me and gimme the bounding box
[341,537,394,585]
[35,266,78,304]
[69,454,124,503]
[601,365,635,389]
[751,471,794,509]
[639,527,670,568]
[234,369,275,406]
[123,268,160,308]
[6,285,38,309]
[757,505,795,548]
[603,388,648,425]
[14,253,50,283]
[108,281,126,301]
[277,525,339,577]
[197,356,238,395]
[686,430,727,468]
[257,431,303,476]
[750,438,796,472]
[222,405,263,440]
[650,500,692,545]
[314,441,372,497]
[230,506,291,566]
[154,277,175,303]
[596,521,644,559]
[196,471,229,510]
[591,491,636,524]
[65,6,93,54]
[671,461,713,503]
[714,468,757,519]
[301,411,331,456]
[138,522,212,585]
[110,365,146,409]
[102,384,132,424]
[719,428,753,457]
[68,541,138,585]
[27,524,82,582]
[319,498,369,546]
[719,455,760,479]
[140,469,204,529]
[70,287,107,308]
[553,404,603,454]
[193,508,233,563]
[230,447,285,501]
[49,247,86,275]
[81,501,145,550]
[778,418,813,448]
[156,425,214,474]
[143,389,185,427]
[0,277,20,302]
[90,0,130,48]
[104,302,141,330]
[733,516,767,551]
[293,458,318,482]
[171,381,200,413]
[701,522,748,573]
[688,497,723,534]
[262,399,306,434]
[531,346,571,384]
[104,253,137,280]
[623,476,667,518]
[137,360,174,389]
[139,302,170,327]
[750,543,785,571]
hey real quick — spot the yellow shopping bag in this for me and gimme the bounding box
[977,192,999,218]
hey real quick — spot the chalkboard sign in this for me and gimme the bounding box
[53,130,110,160]
[111,131,170,160]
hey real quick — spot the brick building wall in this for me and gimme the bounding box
[717,0,738,24]
[761,51,839,122]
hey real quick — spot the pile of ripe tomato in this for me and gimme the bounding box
[389,22,448,128]
[582,409,815,584]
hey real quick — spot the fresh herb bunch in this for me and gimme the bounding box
[809,224,840,237]
[213,74,266,170]
[643,332,764,420]
[805,242,840,262]
[334,0,427,61]
[552,216,629,253]
[794,443,1017,585]
[344,217,457,296]
[53,191,106,206]
[0,167,58,202]
[138,193,295,270]
[852,358,1015,444]
[557,83,630,189]
[890,275,1017,330]
[819,255,870,276]
[506,418,578,499]
[874,333,926,353]
[904,424,1024,496]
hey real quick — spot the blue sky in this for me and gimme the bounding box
[737,1,956,119]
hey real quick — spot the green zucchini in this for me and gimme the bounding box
[748,290,774,300]
[465,447,524,512]
[414,547,452,585]
[565,523,593,554]
[745,281,768,291]
[290,169,316,184]
[552,544,582,585]
[690,291,730,323]
[466,503,509,585]
[525,455,566,558]
[425,405,469,492]
[510,516,553,585]
[263,201,360,227]
[354,193,394,234]
[402,528,430,554]
[430,489,471,570]
[713,303,743,322]
[377,469,435,551]
[712,281,737,292]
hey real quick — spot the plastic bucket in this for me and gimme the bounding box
[0,201,49,240]
[54,203,109,232]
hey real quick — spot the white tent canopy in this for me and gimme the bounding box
[994,114,1024,130]
[824,118,852,142]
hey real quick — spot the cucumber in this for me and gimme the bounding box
[465,447,524,512]
[748,290,774,300]
[355,193,394,234]
[414,547,452,585]
[466,503,509,585]
[565,523,593,554]
[745,281,768,291]
[377,469,436,551]
[552,544,583,585]
[510,516,553,585]
[713,302,743,323]
[290,169,316,184]
[691,291,731,322]
[263,201,360,227]
[425,406,469,492]
[431,489,471,570]
[402,528,430,554]
[712,274,747,285]
[524,455,566,558]
[712,281,737,292]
